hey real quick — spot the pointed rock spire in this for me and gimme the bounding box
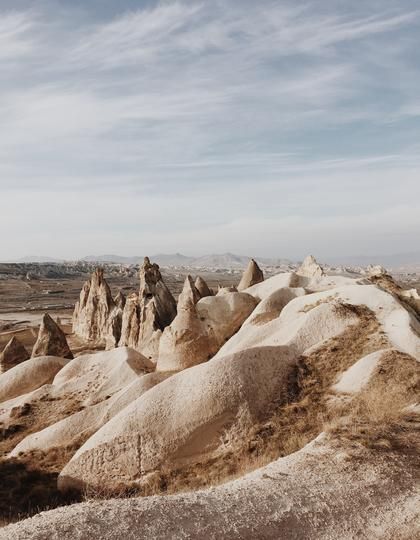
[178,275,201,309]
[297,255,324,279]
[0,336,29,373]
[194,276,213,298]
[139,257,176,328]
[119,258,177,360]
[72,268,118,344]
[237,259,264,291]
[32,313,73,359]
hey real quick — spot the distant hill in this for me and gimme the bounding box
[323,251,420,269]
[81,252,291,268]
[16,256,65,263]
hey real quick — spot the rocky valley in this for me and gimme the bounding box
[0,255,418,539]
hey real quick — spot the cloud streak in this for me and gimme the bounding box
[0,0,419,259]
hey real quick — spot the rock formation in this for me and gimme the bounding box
[0,356,69,403]
[296,254,325,279]
[217,285,238,295]
[157,288,258,371]
[32,313,73,359]
[119,258,177,359]
[194,276,213,298]
[72,269,120,346]
[0,337,29,373]
[157,276,215,371]
[114,291,126,310]
[237,259,264,291]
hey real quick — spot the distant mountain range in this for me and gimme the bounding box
[81,253,292,268]
[10,251,420,270]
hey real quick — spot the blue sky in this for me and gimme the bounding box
[1,0,419,260]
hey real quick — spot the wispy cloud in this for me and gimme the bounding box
[0,0,419,259]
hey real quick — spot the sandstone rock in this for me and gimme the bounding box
[119,293,141,349]
[72,269,119,345]
[59,345,297,493]
[237,258,264,291]
[194,276,213,298]
[217,285,238,295]
[10,371,171,458]
[297,255,325,279]
[0,356,69,403]
[139,257,177,328]
[32,313,73,359]
[0,337,29,373]
[157,277,216,371]
[367,264,388,277]
[119,258,177,359]
[157,290,258,372]
[114,291,126,309]
[9,438,418,540]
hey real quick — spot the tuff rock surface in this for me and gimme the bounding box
[32,313,73,359]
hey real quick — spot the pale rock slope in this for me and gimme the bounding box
[59,345,297,492]
[1,348,153,456]
[332,349,390,394]
[10,371,171,457]
[58,288,361,492]
[32,313,73,359]
[237,258,264,291]
[0,336,29,373]
[0,356,69,402]
[217,284,420,360]
[2,437,418,540]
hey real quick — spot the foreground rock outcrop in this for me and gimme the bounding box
[0,356,69,402]
[2,437,418,540]
[0,337,29,373]
[32,313,73,359]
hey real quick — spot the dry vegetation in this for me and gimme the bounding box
[1,302,418,523]
[0,397,88,524]
[87,303,416,499]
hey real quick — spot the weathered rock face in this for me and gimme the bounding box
[0,337,29,373]
[237,259,264,291]
[157,288,258,372]
[32,313,73,359]
[59,345,297,493]
[119,258,177,360]
[139,257,177,328]
[297,255,325,279]
[72,269,121,346]
[217,285,238,295]
[157,276,215,371]
[114,291,126,310]
[194,276,213,298]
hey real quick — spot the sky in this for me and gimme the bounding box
[1,0,420,261]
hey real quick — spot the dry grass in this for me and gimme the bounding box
[327,350,420,453]
[0,457,80,527]
[298,294,338,313]
[84,303,397,499]
[369,273,420,322]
